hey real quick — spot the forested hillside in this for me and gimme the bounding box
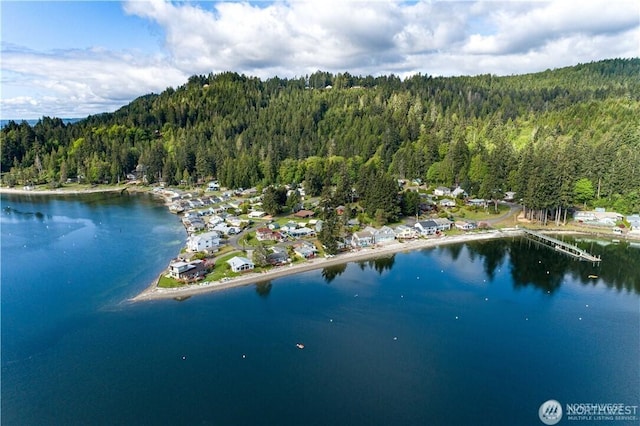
[2,58,639,220]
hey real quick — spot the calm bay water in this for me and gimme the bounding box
[1,193,638,425]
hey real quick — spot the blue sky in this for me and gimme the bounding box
[1,0,639,119]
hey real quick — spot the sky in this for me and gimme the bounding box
[1,0,638,119]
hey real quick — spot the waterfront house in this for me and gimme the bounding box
[227,256,255,273]
[574,210,624,226]
[267,251,290,266]
[432,218,453,231]
[293,241,317,259]
[627,215,640,232]
[455,221,477,231]
[187,231,220,252]
[169,259,206,281]
[352,230,374,247]
[395,225,418,239]
[415,220,438,236]
[374,226,396,243]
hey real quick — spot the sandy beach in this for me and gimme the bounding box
[130,228,524,302]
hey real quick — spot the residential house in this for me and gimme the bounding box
[627,215,640,232]
[452,186,467,198]
[293,241,317,259]
[415,220,438,236]
[574,210,624,226]
[255,227,284,242]
[432,218,453,231]
[288,227,315,238]
[434,187,451,197]
[169,259,206,281]
[227,256,255,273]
[504,191,517,202]
[374,226,396,243]
[267,250,290,266]
[394,225,418,239]
[294,209,315,219]
[225,216,245,228]
[439,199,456,208]
[352,230,374,247]
[467,199,487,208]
[336,205,346,215]
[206,181,220,191]
[248,210,266,218]
[455,221,477,231]
[187,231,220,252]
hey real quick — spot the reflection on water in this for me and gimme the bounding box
[321,237,640,294]
[255,281,273,297]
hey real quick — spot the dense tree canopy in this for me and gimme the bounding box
[2,59,639,217]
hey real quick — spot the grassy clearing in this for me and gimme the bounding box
[158,274,185,288]
[458,204,510,221]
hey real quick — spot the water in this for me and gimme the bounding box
[0,118,82,128]
[1,194,639,425]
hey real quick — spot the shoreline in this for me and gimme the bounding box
[130,229,525,302]
[0,185,148,196]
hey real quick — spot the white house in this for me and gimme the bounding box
[352,230,374,247]
[227,256,255,273]
[187,231,221,252]
[455,221,476,231]
[452,186,467,198]
[434,187,451,197]
[169,259,206,280]
[395,225,418,239]
[432,218,453,231]
[439,199,456,208]
[415,220,438,236]
[374,226,396,243]
[207,181,220,191]
[248,210,266,218]
[627,215,640,232]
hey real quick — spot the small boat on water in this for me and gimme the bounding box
[588,275,598,279]
[296,343,305,349]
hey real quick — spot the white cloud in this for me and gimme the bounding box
[1,0,638,119]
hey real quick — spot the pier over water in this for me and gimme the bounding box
[522,229,601,262]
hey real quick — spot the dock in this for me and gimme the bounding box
[522,229,601,262]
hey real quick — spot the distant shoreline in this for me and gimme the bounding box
[130,229,525,302]
[0,185,147,196]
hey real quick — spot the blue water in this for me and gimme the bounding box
[1,194,639,425]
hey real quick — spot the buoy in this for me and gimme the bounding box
[242,354,246,359]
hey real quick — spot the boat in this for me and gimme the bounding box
[296,343,305,349]
[588,275,598,279]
